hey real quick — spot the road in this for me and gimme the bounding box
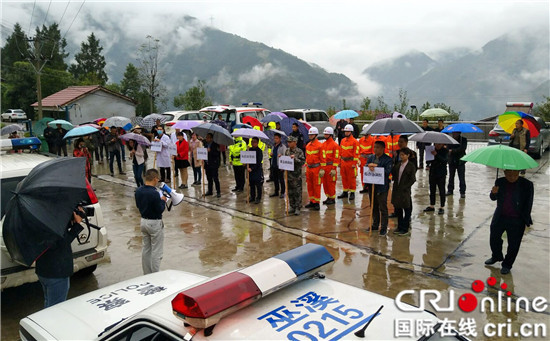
[2,143,549,340]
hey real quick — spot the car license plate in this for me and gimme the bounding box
[503,136,510,140]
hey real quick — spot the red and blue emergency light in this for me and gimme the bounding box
[171,243,333,329]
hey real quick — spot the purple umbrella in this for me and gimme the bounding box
[271,112,287,118]
[231,128,269,142]
[172,120,201,131]
[119,132,151,146]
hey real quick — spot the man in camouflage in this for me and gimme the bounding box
[285,135,306,215]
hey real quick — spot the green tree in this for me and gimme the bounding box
[69,33,108,85]
[433,103,461,121]
[137,35,165,113]
[104,82,122,94]
[173,80,212,110]
[533,96,550,121]
[360,97,371,112]
[374,96,389,113]
[393,88,410,117]
[420,101,431,113]
[327,106,337,116]
[120,63,152,116]
[34,23,69,71]
[1,23,30,70]
[341,99,349,110]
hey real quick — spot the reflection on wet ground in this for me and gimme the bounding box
[2,143,549,340]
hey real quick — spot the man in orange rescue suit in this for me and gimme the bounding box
[338,124,359,200]
[304,127,325,211]
[321,127,339,205]
[358,124,375,193]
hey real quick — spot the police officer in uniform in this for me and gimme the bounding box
[229,131,247,192]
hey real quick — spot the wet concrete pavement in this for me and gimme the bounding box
[2,142,549,340]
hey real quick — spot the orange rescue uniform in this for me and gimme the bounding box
[358,135,375,184]
[339,135,359,192]
[305,139,325,203]
[322,137,339,199]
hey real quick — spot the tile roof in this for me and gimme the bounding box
[32,85,135,107]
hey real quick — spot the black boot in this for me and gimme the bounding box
[304,202,314,208]
[349,193,355,200]
[337,192,348,199]
[359,186,368,193]
[325,198,335,205]
[310,203,320,211]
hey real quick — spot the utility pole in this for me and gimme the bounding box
[27,35,48,121]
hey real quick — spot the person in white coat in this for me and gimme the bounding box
[154,126,172,183]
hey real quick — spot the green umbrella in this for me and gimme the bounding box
[420,108,450,118]
[461,145,538,177]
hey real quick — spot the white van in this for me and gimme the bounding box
[0,139,108,290]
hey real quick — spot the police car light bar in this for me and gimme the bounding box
[242,102,263,107]
[0,137,41,151]
[171,243,333,329]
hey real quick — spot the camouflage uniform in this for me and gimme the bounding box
[285,136,306,214]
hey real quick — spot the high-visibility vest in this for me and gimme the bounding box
[322,137,340,167]
[229,137,247,166]
[359,135,374,156]
[339,136,359,161]
[306,139,325,166]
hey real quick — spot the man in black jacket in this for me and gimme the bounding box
[446,132,467,198]
[485,170,533,274]
[423,143,448,215]
[204,133,221,197]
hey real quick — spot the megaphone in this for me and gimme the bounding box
[159,182,184,210]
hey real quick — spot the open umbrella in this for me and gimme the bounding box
[363,117,424,154]
[33,117,54,136]
[119,132,151,146]
[260,114,284,123]
[63,126,98,139]
[78,123,101,129]
[280,117,310,144]
[242,116,263,130]
[420,108,450,119]
[498,111,541,138]
[334,110,359,120]
[232,128,270,143]
[461,145,538,178]
[392,112,405,119]
[103,116,132,131]
[142,113,168,130]
[93,118,107,125]
[409,131,458,144]
[193,123,234,146]
[271,112,287,119]
[1,124,24,136]
[264,128,288,145]
[2,158,89,266]
[172,120,201,131]
[441,123,483,133]
[48,119,74,130]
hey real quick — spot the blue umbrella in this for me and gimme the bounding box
[280,117,309,144]
[63,125,98,139]
[48,119,74,130]
[334,110,359,119]
[441,123,483,133]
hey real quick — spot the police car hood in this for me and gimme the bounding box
[21,270,207,340]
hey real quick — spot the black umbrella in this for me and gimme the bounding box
[2,158,90,266]
[363,118,425,154]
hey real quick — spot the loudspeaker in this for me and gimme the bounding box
[159,182,184,207]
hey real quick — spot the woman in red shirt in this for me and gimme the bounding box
[175,132,190,189]
[73,138,92,183]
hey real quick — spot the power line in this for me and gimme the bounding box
[28,0,37,33]
[41,0,53,28]
[61,0,85,42]
[57,0,71,26]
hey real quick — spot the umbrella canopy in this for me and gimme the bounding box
[193,123,234,146]
[119,132,151,146]
[441,123,483,133]
[48,119,74,130]
[409,131,459,144]
[498,111,541,138]
[142,114,168,130]
[392,112,405,119]
[264,129,288,145]
[363,118,424,135]
[2,158,89,266]
[33,117,54,136]
[420,108,450,118]
[78,123,101,129]
[260,113,284,123]
[334,110,359,120]
[461,145,538,170]
[242,116,263,130]
[1,124,24,136]
[172,120,201,131]
[199,105,234,113]
[280,117,310,144]
[271,112,287,119]
[231,128,270,145]
[93,118,107,125]
[63,126,98,139]
[231,123,253,131]
[103,116,132,131]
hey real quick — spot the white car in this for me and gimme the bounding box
[200,105,270,131]
[20,244,467,341]
[162,111,210,134]
[0,138,108,290]
[283,109,332,137]
[2,109,28,122]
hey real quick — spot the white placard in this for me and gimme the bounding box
[150,141,162,152]
[240,151,257,164]
[278,155,294,171]
[363,166,385,185]
[424,145,435,162]
[168,143,177,156]
[197,147,208,160]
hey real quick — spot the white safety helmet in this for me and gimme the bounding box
[323,127,334,135]
[344,124,354,132]
[362,124,369,131]
[308,127,319,135]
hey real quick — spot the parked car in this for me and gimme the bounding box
[200,105,270,131]
[162,111,210,134]
[2,109,27,122]
[0,138,108,290]
[282,109,332,139]
[487,116,550,159]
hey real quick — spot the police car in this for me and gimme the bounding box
[0,137,108,290]
[19,244,467,340]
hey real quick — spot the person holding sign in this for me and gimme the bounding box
[423,143,448,215]
[285,136,306,215]
[366,141,393,236]
[229,132,247,192]
[338,124,360,201]
[175,132,190,189]
[358,127,375,193]
[154,126,172,183]
[304,127,325,211]
[269,133,287,198]
[321,127,339,205]
[204,133,221,198]
[248,137,264,204]
[189,133,203,185]
[391,148,417,236]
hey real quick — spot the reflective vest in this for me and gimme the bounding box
[386,135,400,156]
[339,136,359,161]
[322,137,340,167]
[229,137,247,166]
[306,139,325,166]
[359,135,375,156]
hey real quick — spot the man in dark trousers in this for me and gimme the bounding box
[204,133,221,197]
[43,125,57,155]
[269,133,287,198]
[53,123,68,156]
[485,169,533,274]
[335,119,347,145]
[248,137,264,204]
[416,119,432,169]
[135,169,167,274]
[423,143,448,215]
[447,131,467,198]
[366,141,393,236]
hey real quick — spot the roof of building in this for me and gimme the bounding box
[31,85,136,108]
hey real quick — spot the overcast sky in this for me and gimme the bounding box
[2,0,548,94]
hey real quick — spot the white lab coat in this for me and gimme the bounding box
[155,134,172,168]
